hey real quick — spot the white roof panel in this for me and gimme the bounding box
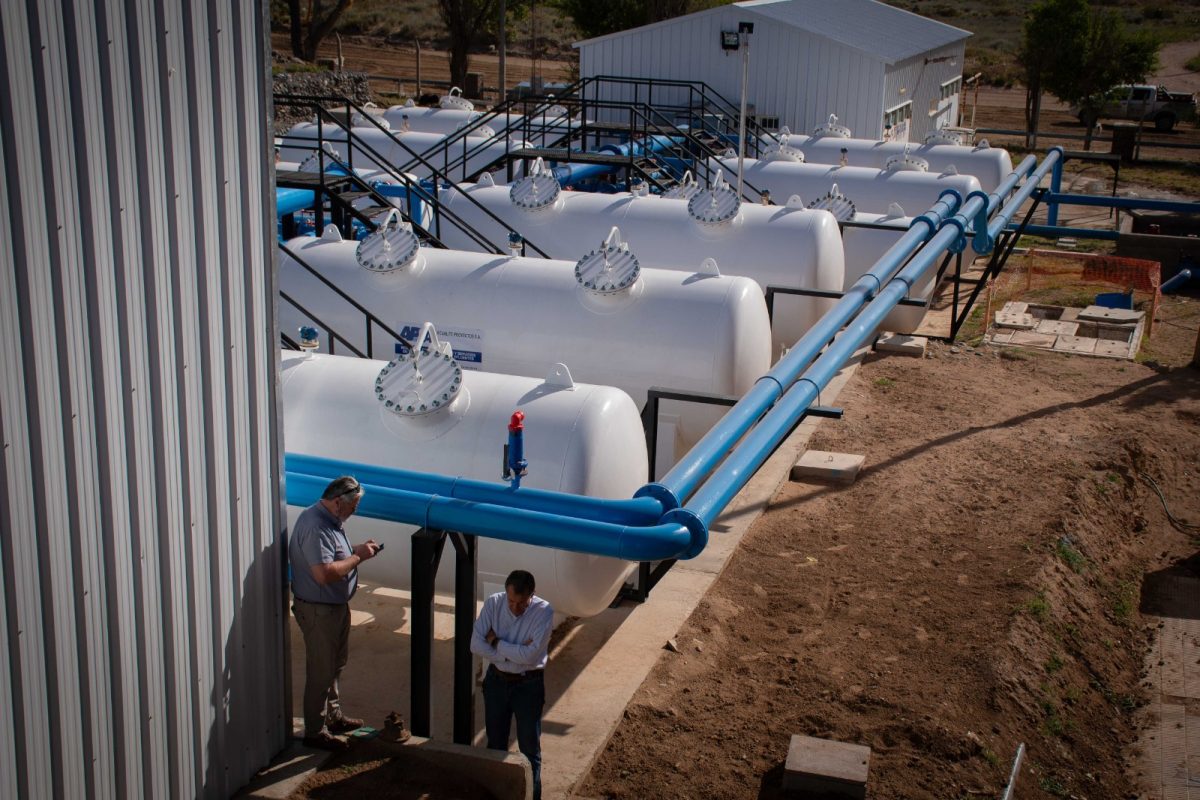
[735,0,970,64]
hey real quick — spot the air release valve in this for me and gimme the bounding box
[502,410,528,488]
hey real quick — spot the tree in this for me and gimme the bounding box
[284,0,355,62]
[554,0,694,41]
[437,0,502,90]
[1018,0,1158,149]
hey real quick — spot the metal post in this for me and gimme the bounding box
[449,532,478,745]
[410,527,446,738]
[415,40,422,97]
[736,24,752,200]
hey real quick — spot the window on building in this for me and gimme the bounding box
[752,115,780,131]
[940,77,962,102]
[883,101,912,129]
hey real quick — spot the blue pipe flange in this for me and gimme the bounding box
[660,507,709,560]
[910,212,942,242]
[937,188,963,216]
[633,482,681,513]
[941,215,968,254]
[966,190,995,255]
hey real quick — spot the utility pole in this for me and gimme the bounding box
[498,0,506,103]
[736,21,754,201]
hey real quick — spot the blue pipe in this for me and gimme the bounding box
[684,150,1062,525]
[1162,268,1194,293]
[285,453,666,525]
[1011,224,1119,241]
[286,471,706,561]
[1047,152,1063,227]
[277,187,316,216]
[988,149,1062,242]
[1043,193,1200,213]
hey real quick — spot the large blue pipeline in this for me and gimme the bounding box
[284,148,1063,561]
[551,135,682,187]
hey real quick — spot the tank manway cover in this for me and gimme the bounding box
[376,349,463,416]
[510,168,561,211]
[356,211,421,273]
[688,179,741,225]
[575,227,640,293]
[807,184,857,221]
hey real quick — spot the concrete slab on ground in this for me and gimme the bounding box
[791,450,865,485]
[1054,334,1099,354]
[875,332,927,357]
[783,734,870,798]
[1009,330,1058,348]
[1035,319,1079,336]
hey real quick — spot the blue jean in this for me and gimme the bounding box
[483,666,545,800]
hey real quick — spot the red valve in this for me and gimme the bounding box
[508,410,525,432]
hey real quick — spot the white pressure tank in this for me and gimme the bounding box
[433,168,846,355]
[378,101,496,138]
[765,121,1013,194]
[278,121,528,182]
[718,155,983,217]
[278,218,773,472]
[281,345,648,618]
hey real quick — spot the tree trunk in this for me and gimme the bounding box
[289,0,303,59]
[448,32,470,88]
[302,0,353,63]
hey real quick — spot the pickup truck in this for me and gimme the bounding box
[1075,84,1196,131]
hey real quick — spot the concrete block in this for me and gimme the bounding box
[791,451,865,485]
[1008,330,1058,348]
[1054,335,1098,354]
[988,330,1015,344]
[1095,339,1134,358]
[994,310,1035,329]
[1079,305,1143,324]
[874,332,927,357]
[783,734,870,798]
[1000,301,1029,315]
[1035,319,1079,336]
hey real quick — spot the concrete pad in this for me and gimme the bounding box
[1059,307,1082,322]
[1079,305,1143,324]
[1009,330,1058,348]
[791,450,865,485]
[995,310,1035,329]
[1000,301,1029,314]
[1035,319,1079,336]
[1095,339,1135,358]
[783,734,870,798]
[875,332,927,357]
[237,743,332,799]
[988,330,1015,344]
[1054,335,1098,354]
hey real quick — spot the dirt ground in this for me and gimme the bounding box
[271,34,1200,800]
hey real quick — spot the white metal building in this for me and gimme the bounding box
[575,0,971,142]
[1,2,285,798]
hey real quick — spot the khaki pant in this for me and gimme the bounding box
[292,598,350,736]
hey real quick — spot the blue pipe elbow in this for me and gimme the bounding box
[634,482,682,512]
[660,507,708,560]
[941,216,968,254]
[966,190,994,254]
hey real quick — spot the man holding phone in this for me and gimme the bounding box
[289,475,382,751]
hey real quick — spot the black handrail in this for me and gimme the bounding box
[275,93,551,257]
[279,290,365,358]
[278,240,414,360]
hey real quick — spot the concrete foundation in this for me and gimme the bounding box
[783,734,870,799]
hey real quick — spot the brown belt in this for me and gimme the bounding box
[489,665,544,682]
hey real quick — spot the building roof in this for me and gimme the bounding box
[574,0,971,65]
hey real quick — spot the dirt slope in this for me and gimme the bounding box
[579,299,1200,799]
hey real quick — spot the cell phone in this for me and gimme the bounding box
[375,542,385,551]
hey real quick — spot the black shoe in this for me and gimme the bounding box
[327,715,364,734]
[302,731,349,752]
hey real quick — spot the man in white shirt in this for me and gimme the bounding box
[470,570,553,800]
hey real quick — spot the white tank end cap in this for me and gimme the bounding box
[575,227,640,294]
[544,363,576,390]
[356,210,421,273]
[376,327,463,416]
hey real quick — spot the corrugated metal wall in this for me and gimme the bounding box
[0,2,286,798]
[577,7,886,140]
[883,42,967,140]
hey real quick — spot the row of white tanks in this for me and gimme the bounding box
[280,122,1013,617]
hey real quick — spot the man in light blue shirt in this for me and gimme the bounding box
[289,475,381,751]
[471,570,553,800]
